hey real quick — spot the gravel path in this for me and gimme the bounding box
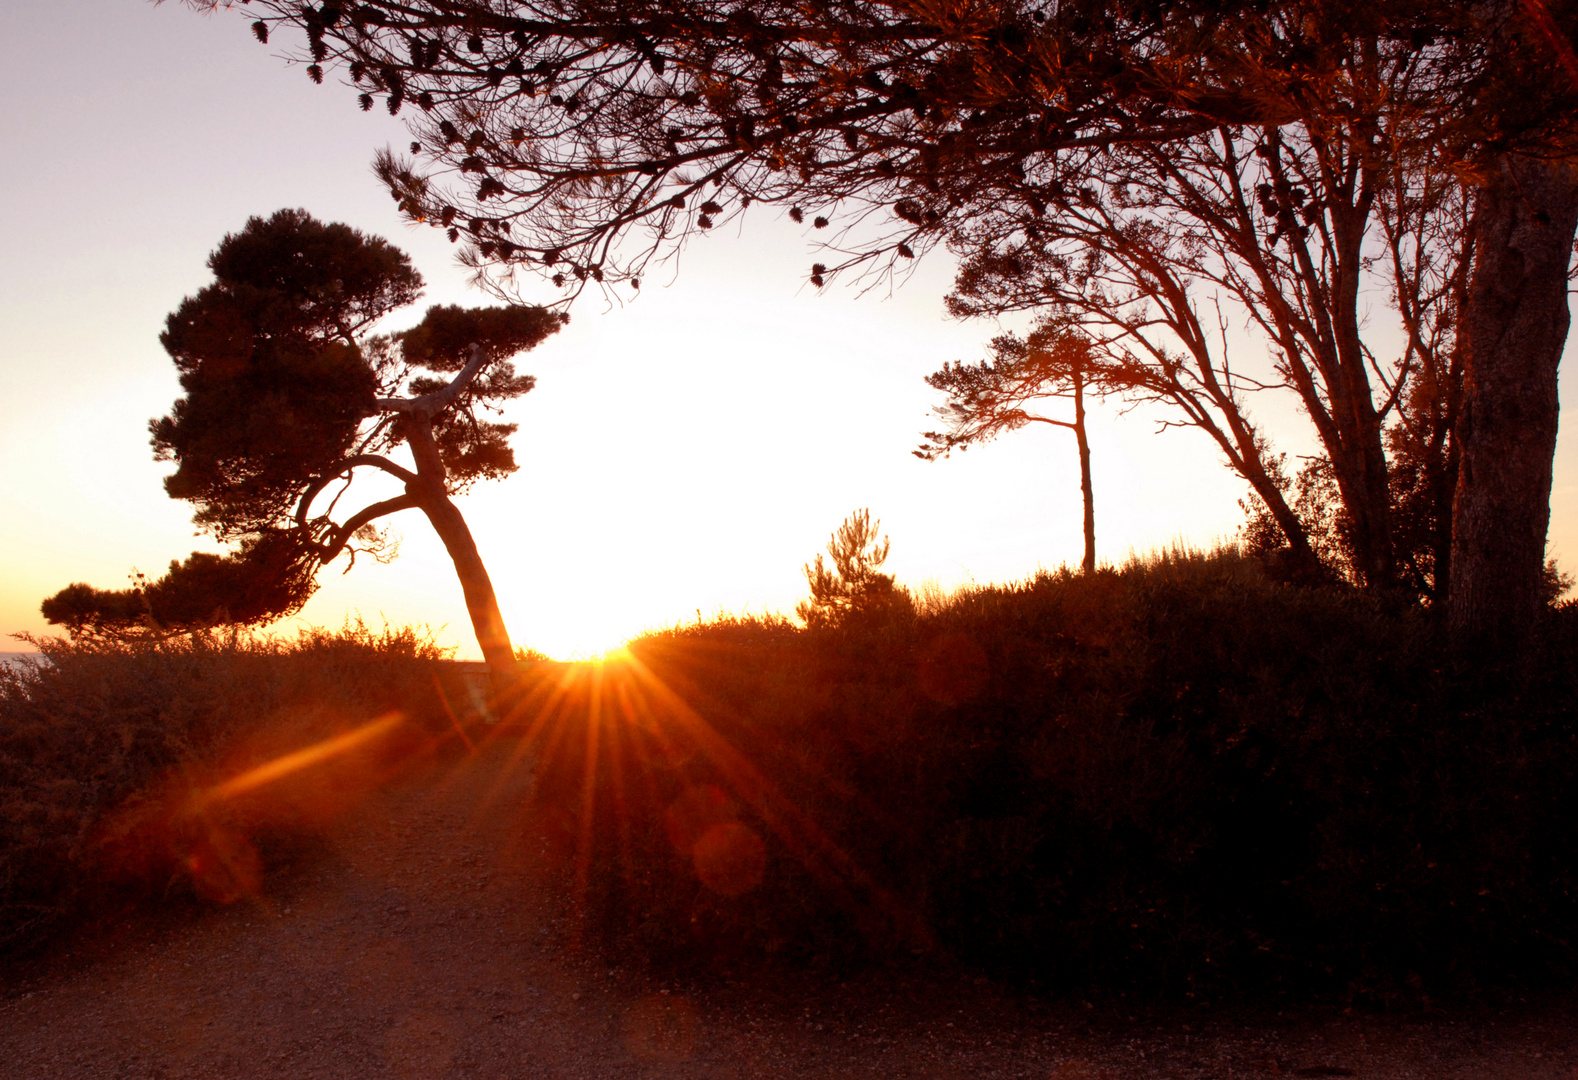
[2,735,1575,1079]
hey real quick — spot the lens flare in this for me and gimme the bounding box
[179,826,262,904]
[199,712,405,804]
[95,710,425,903]
[664,784,736,855]
[692,821,767,896]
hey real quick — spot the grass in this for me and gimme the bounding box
[0,623,455,953]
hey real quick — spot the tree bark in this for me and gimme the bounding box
[415,489,517,679]
[1450,154,1578,640]
[402,418,517,685]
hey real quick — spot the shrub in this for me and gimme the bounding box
[531,549,1578,998]
[0,623,452,952]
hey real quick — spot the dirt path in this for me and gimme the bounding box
[2,735,1575,1079]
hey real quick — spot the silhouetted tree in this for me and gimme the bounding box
[797,509,906,628]
[940,51,1504,591]
[40,533,320,638]
[919,324,1105,574]
[193,0,1578,635]
[43,210,562,679]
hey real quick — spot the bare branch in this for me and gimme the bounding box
[376,343,488,416]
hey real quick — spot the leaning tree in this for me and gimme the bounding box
[189,0,1578,636]
[43,209,562,679]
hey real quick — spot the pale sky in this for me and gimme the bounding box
[5,1,1578,659]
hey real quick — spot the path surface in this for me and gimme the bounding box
[2,736,1575,1079]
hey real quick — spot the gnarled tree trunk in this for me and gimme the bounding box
[403,418,517,686]
[1450,154,1578,640]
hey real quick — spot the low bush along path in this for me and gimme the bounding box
[2,733,1575,1079]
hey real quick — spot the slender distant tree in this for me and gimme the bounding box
[918,324,1105,575]
[42,209,562,680]
[797,509,905,628]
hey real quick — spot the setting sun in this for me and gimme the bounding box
[9,3,1578,1074]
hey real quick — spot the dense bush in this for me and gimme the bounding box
[531,549,1578,999]
[0,624,453,952]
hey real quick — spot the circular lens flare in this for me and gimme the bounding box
[693,821,767,897]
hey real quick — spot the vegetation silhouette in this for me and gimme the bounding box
[201,0,1578,638]
[522,548,1578,999]
[22,0,1572,999]
[0,623,456,953]
[943,119,1462,591]
[12,544,1578,998]
[919,324,1105,575]
[796,509,908,628]
[42,209,562,679]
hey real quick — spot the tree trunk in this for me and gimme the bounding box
[416,491,517,679]
[1427,436,1459,606]
[402,419,517,686]
[1073,369,1096,575]
[1450,154,1578,640]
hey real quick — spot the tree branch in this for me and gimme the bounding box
[320,494,420,562]
[375,343,487,417]
[1025,415,1079,431]
[294,454,421,526]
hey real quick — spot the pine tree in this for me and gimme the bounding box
[796,510,906,628]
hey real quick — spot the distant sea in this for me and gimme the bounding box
[0,651,46,673]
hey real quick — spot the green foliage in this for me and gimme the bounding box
[0,625,451,953]
[536,550,1578,999]
[795,509,909,628]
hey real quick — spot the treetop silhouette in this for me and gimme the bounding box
[45,209,562,678]
[192,0,1578,638]
[797,509,906,628]
[190,1,1576,294]
[920,324,1106,574]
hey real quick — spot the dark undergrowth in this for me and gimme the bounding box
[9,549,1578,1004]
[530,548,1578,1003]
[0,623,457,955]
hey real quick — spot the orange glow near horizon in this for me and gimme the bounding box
[79,637,920,943]
[9,2,1578,665]
[448,645,932,953]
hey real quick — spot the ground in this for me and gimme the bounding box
[2,735,1575,1079]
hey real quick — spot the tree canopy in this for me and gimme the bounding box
[195,1,1577,290]
[46,210,562,673]
[191,0,1578,637]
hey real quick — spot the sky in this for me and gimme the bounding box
[5,2,1578,660]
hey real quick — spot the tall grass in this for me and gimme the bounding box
[0,623,452,952]
[532,548,1578,1000]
